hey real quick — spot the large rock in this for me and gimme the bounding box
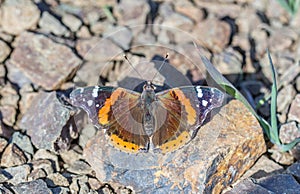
[7,32,81,90]
[83,99,266,193]
[19,92,72,151]
[0,0,40,35]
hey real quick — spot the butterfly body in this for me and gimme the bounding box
[70,81,224,154]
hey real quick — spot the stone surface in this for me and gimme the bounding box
[20,92,71,151]
[39,12,69,36]
[288,94,300,123]
[79,124,97,148]
[3,164,31,185]
[0,105,16,126]
[296,76,300,92]
[0,137,8,153]
[33,149,60,172]
[10,132,34,155]
[30,159,55,176]
[11,179,52,194]
[0,121,13,139]
[279,122,300,160]
[0,0,40,35]
[0,144,27,167]
[193,18,231,53]
[83,100,266,193]
[241,155,284,179]
[62,14,82,32]
[103,26,133,50]
[73,61,106,87]
[0,185,13,194]
[46,173,69,187]
[7,32,81,90]
[277,84,296,112]
[154,2,194,44]
[50,186,70,194]
[76,37,123,62]
[256,174,300,193]
[114,0,150,26]
[66,160,93,175]
[0,40,10,63]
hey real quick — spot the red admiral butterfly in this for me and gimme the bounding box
[70,81,224,154]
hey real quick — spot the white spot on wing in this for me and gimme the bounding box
[82,98,86,102]
[202,100,208,107]
[96,104,99,107]
[79,88,84,93]
[197,88,203,98]
[87,100,93,106]
[92,86,99,98]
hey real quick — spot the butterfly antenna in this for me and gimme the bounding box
[123,55,143,79]
[151,53,169,83]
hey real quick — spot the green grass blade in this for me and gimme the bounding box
[280,138,300,152]
[268,50,281,145]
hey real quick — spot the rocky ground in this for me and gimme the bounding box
[0,0,300,193]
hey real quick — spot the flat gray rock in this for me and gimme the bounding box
[20,92,71,150]
[11,179,52,194]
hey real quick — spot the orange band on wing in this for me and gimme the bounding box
[98,89,124,125]
[170,89,197,125]
[110,134,140,153]
[159,131,190,154]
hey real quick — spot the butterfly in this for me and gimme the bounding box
[70,80,224,154]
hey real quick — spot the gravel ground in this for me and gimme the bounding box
[0,0,300,193]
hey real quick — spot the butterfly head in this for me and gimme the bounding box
[143,81,156,91]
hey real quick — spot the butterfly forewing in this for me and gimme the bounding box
[154,86,224,153]
[70,86,150,153]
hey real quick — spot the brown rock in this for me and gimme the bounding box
[83,99,266,193]
[62,14,82,32]
[0,121,13,139]
[288,94,300,123]
[0,105,16,126]
[296,76,300,92]
[76,37,123,62]
[46,173,69,187]
[194,1,242,18]
[279,62,300,87]
[0,40,10,62]
[212,48,243,83]
[0,0,40,35]
[114,0,150,26]
[174,1,205,23]
[279,121,300,160]
[8,32,81,90]
[269,30,295,52]
[1,144,27,167]
[0,137,8,153]
[28,168,47,181]
[193,18,231,53]
[88,177,102,191]
[154,2,194,44]
[33,150,60,172]
[76,26,92,38]
[73,61,108,87]
[39,12,69,36]
[59,0,115,7]
[31,159,55,176]
[277,84,296,112]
